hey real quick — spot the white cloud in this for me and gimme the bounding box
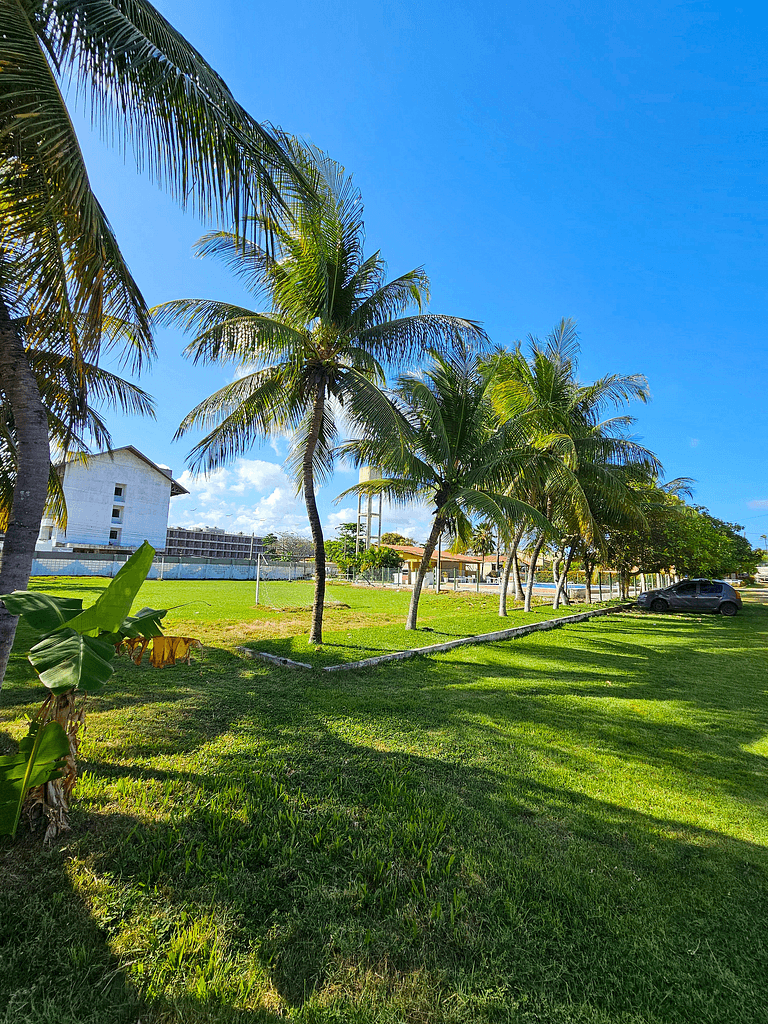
[231,459,288,493]
[747,499,768,509]
[231,362,257,382]
[169,457,309,535]
[690,438,700,448]
[326,507,358,532]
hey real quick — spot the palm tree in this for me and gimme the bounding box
[470,522,496,559]
[491,319,661,611]
[0,0,297,683]
[153,145,486,644]
[339,348,548,630]
[0,342,155,534]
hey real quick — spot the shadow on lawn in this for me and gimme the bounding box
[2,606,768,1021]
[51,725,768,1022]
[0,831,288,1023]
[341,611,768,805]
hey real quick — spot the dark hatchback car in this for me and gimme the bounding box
[636,579,742,616]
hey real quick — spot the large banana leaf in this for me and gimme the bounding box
[99,606,168,646]
[54,542,155,636]
[28,631,116,694]
[0,593,83,634]
[0,720,69,837]
[119,606,168,638]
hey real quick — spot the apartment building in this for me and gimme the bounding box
[37,446,187,553]
[165,526,264,559]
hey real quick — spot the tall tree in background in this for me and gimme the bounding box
[340,348,548,630]
[491,320,660,611]
[0,0,298,684]
[155,144,485,644]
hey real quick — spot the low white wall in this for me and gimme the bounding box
[29,557,310,581]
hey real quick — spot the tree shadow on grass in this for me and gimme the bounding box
[3,606,768,1021]
[57,725,768,1023]
[0,822,294,1024]
[330,616,768,808]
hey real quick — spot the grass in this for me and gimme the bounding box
[11,576,619,668]
[1,579,767,1023]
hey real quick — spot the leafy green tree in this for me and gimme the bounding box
[325,540,354,573]
[381,532,415,546]
[359,546,404,572]
[340,348,546,630]
[260,533,278,556]
[601,481,758,592]
[325,523,359,570]
[0,0,297,685]
[155,145,484,643]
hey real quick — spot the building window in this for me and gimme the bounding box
[109,528,121,545]
[114,484,126,502]
[112,507,122,520]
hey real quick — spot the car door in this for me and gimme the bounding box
[669,580,698,610]
[696,580,723,611]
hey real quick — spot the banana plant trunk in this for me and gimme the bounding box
[304,385,327,645]
[0,307,51,689]
[406,515,444,630]
[25,691,84,842]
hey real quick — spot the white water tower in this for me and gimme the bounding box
[355,466,383,552]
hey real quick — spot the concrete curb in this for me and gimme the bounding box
[238,649,314,670]
[238,603,634,673]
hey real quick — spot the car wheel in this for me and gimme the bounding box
[650,598,668,613]
[719,601,738,617]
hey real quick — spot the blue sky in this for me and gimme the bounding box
[72,0,768,545]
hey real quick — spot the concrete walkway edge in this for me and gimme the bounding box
[238,603,634,673]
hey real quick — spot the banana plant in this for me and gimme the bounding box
[0,541,165,840]
[0,719,68,838]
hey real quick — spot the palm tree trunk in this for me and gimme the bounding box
[0,306,50,689]
[553,543,576,609]
[406,516,444,630]
[303,386,327,645]
[512,547,524,600]
[552,549,561,585]
[524,532,546,613]
[499,523,525,617]
[584,561,593,604]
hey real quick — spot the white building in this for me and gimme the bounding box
[37,446,188,553]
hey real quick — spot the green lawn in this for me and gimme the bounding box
[13,576,618,668]
[1,580,767,1023]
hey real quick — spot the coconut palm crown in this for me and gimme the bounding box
[338,347,550,630]
[0,0,300,685]
[153,144,487,644]
[490,319,663,609]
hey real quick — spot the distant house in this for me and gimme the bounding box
[382,543,482,580]
[37,446,188,553]
[382,543,531,582]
